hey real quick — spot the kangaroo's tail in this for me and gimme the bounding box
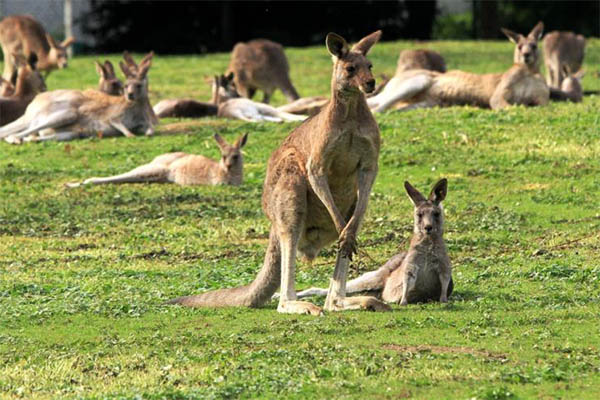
[166,230,281,308]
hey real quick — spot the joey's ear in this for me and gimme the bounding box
[235,133,248,149]
[95,61,106,78]
[138,61,151,79]
[104,60,116,77]
[225,71,235,82]
[404,181,426,206]
[428,178,448,205]
[352,30,382,56]
[61,36,75,48]
[119,61,133,78]
[528,21,544,41]
[501,28,522,44]
[123,51,136,68]
[326,32,349,59]
[139,51,154,68]
[574,69,585,80]
[45,33,58,48]
[213,133,228,150]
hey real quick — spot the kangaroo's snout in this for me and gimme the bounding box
[364,79,376,93]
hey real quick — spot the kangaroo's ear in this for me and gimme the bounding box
[574,69,585,80]
[225,71,235,82]
[104,60,116,77]
[326,32,349,59]
[236,133,248,149]
[404,181,426,206]
[61,36,75,48]
[213,133,228,150]
[27,52,38,70]
[501,28,522,44]
[352,30,382,56]
[119,61,133,78]
[45,33,59,48]
[123,51,136,68]
[95,61,106,78]
[428,178,448,205]
[139,51,154,71]
[528,21,544,41]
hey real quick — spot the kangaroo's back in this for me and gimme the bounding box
[396,49,446,74]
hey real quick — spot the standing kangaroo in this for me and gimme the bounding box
[543,31,585,88]
[368,22,548,112]
[0,53,46,126]
[66,133,248,188]
[292,179,452,305]
[96,60,123,96]
[0,15,75,80]
[227,39,300,104]
[0,52,156,143]
[167,31,390,315]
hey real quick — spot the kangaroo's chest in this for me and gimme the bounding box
[327,125,378,178]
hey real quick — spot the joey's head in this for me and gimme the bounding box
[326,30,382,95]
[214,133,248,184]
[561,67,584,102]
[12,52,46,94]
[211,72,240,104]
[501,21,543,69]
[119,52,153,102]
[96,60,123,96]
[46,33,75,69]
[404,178,447,238]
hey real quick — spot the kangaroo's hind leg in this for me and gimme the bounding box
[66,163,171,188]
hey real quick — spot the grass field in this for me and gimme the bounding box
[1,38,600,399]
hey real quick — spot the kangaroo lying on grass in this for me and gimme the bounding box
[154,73,306,122]
[0,52,157,143]
[0,15,75,80]
[96,60,123,96]
[227,39,300,104]
[543,31,585,89]
[0,53,47,126]
[396,49,446,74]
[66,133,247,188]
[368,22,549,112]
[167,31,390,315]
[289,179,452,305]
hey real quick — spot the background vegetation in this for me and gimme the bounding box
[1,38,599,399]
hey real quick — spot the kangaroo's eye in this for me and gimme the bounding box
[417,212,424,218]
[346,66,355,73]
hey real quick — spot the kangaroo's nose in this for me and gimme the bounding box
[424,225,433,233]
[366,79,376,91]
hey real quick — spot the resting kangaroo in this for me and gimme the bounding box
[292,179,452,305]
[368,22,548,112]
[396,49,446,74]
[0,53,46,126]
[66,133,247,188]
[227,39,300,103]
[543,31,585,88]
[96,60,123,96]
[0,15,75,80]
[0,52,156,143]
[167,31,390,315]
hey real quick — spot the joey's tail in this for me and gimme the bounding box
[166,230,281,307]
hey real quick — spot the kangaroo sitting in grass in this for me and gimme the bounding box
[290,179,452,305]
[227,39,300,104]
[368,22,549,112]
[167,31,390,315]
[96,60,123,96]
[0,52,156,143]
[66,133,247,188]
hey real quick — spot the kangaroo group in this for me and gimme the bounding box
[0,13,590,314]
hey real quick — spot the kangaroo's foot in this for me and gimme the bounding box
[324,296,391,312]
[277,300,323,316]
[5,135,23,145]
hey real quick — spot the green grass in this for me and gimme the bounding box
[1,39,600,399]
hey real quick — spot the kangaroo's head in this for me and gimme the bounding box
[45,33,75,69]
[561,67,584,102]
[326,30,382,94]
[214,133,248,185]
[405,179,447,238]
[12,52,46,95]
[211,72,240,104]
[0,76,16,97]
[119,52,153,102]
[501,21,543,69]
[96,60,123,96]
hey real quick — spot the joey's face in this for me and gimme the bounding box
[221,147,242,170]
[334,52,376,94]
[414,202,444,237]
[103,78,124,96]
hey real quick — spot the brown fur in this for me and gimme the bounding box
[0,53,46,126]
[66,133,247,188]
[0,15,75,80]
[0,52,156,143]
[543,31,585,88]
[96,60,123,96]
[275,96,330,116]
[369,22,549,112]
[226,39,300,103]
[396,49,446,74]
[0,76,15,97]
[167,31,390,314]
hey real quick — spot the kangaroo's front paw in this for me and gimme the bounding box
[338,228,357,259]
[278,300,323,316]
